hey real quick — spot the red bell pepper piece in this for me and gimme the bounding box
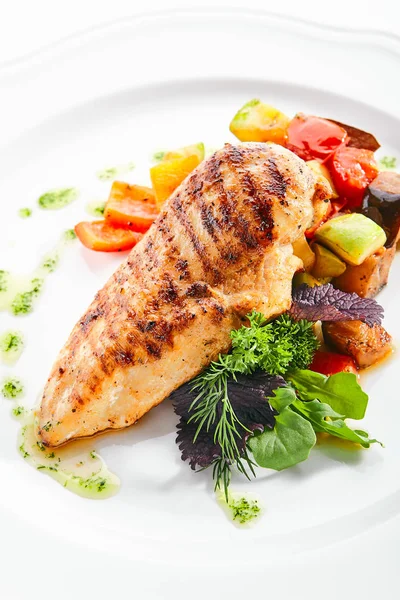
[309,350,358,376]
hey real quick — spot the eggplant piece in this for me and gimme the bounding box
[333,244,396,298]
[362,171,400,247]
[324,119,380,152]
[322,320,392,368]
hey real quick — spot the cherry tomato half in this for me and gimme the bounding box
[329,146,379,209]
[287,114,348,162]
[75,220,143,252]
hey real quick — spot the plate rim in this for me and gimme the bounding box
[1,5,400,73]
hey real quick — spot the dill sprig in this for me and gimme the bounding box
[188,361,256,499]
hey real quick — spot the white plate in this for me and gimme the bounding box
[1,9,399,600]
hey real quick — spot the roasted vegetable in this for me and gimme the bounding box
[229,99,290,144]
[333,245,396,298]
[287,114,347,162]
[292,235,315,271]
[325,119,380,151]
[150,154,200,208]
[322,321,392,368]
[104,182,158,232]
[309,350,357,376]
[311,243,346,278]
[362,171,400,247]
[329,146,379,208]
[74,220,143,252]
[163,142,205,162]
[315,213,386,266]
[292,272,329,287]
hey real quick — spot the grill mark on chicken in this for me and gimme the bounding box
[265,157,287,199]
[218,186,258,249]
[208,152,258,250]
[112,346,134,367]
[145,341,162,358]
[188,171,221,242]
[223,143,246,166]
[158,274,179,304]
[241,171,274,243]
[79,307,104,333]
[150,319,174,345]
[186,282,210,298]
[86,372,102,393]
[171,194,215,277]
[200,201,220,241]
[175,258,190,280]
[96,348,116,376]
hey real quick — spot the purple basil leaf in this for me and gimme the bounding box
[176,419,222,469]
[172,372,285,470]
[290,283,383,327]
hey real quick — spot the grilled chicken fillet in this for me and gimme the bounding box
[39,143,329,446]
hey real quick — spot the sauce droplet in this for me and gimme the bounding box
[216,491,263,527]
[0,330,24,365]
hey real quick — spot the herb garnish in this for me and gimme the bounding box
[173,313,318,498]
[173,288,383,498]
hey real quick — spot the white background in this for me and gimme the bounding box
[1,0,399,64]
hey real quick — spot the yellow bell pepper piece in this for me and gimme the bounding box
[229,99,290,144]
[150,154,200,208]
[163,142,205,162]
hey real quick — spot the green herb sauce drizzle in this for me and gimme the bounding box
[85,200,106,217]
[17,411,120,499]
[18,208,32,218]
[379,156,397,170]
[97,162,135,181]
[38,188,79,210]
[0,232,76,315]
[0,330,24,365]
[1,377,24,400]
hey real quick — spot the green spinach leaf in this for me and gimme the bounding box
[249,388,316,471]
[288,369,368,420]
[292,399,382,448]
